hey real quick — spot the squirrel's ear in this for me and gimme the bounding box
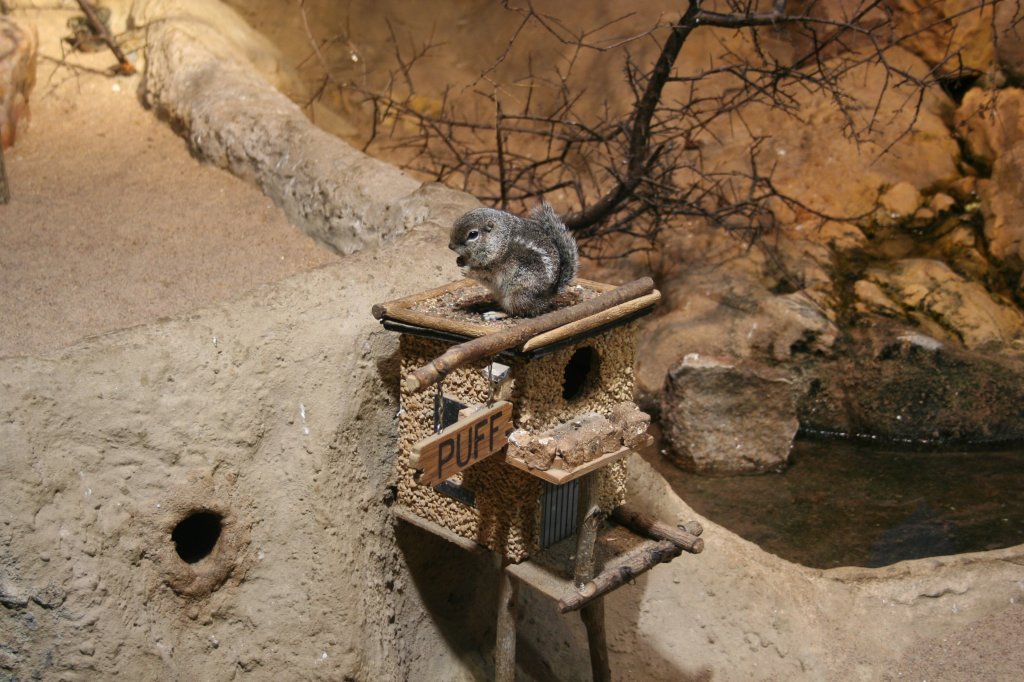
[485,220,495,232]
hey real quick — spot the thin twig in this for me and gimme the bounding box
[75,0,134,75]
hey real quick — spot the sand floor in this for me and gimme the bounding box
[0,8,337,357]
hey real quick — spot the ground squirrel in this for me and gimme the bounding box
[449,204,579,317]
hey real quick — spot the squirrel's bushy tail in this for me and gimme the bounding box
[532,202,579,290]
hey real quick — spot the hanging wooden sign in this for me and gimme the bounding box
[411,401,514,487]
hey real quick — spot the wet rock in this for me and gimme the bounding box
[857,258,1024,350]
[801,325,1024,444]
[660,355,802,474]
[0,15,37,148]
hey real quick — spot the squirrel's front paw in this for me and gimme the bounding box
[483,310,509,322]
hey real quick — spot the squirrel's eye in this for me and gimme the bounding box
[467,229,479,240]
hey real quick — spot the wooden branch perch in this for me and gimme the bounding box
[611,506,704,554]
[402,277,654,393]
[558,539,682,613]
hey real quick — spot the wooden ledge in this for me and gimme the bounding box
[503,445,635,485]
[392,505,485,554]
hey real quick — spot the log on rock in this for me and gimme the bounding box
[611,506,704,554]
[558,539,681,613]
[403,277,655,393]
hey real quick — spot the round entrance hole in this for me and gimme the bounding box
[562,346,599,401]
[172,511,222,564]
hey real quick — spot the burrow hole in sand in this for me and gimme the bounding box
[172,511,223,564]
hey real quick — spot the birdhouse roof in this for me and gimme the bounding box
[372,278,659,357]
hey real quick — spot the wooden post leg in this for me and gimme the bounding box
[574,473,611,682]
[581,599,611,682]
[495,561,519,682]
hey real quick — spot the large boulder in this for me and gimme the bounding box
[660,355,803,473]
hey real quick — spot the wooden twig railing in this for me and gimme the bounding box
[402,277,654,392]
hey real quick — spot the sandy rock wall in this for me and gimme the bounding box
[608,457,1024,681]
[0,221,480,681]
[131,0,435,256]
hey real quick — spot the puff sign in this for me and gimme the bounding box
[411,401,513,487]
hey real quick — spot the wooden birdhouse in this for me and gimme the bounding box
[374,276,663,560]
[373,276,705,681]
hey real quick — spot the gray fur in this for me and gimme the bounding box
[448,203,579,317]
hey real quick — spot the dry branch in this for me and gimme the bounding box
[402,277,654,393]
[612,506,704,554]
[558,539,682,613]
[75,0,134,75]
[301,1,1004,267]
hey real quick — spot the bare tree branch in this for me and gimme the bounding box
[299,0,1004,257]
